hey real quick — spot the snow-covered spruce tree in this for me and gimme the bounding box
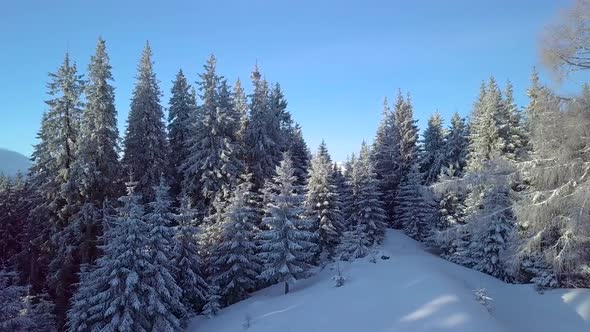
[67,182,178,331]
[26,293,58,332]
[285,123,311,188]
[270,83,293,153]
[444,112,469,175]
[182,55,242,211]
[420,112,446,185]
[258,153,316,294]
[75,37,121,205]
[0,270,34,331]
[0,174,27,268]
[233,78,248,152]
[168,69,197,199]
[371,96,402,224]
[304,144,344,259]
[208,173,261,305]
[523,68,542,131]
[145,179,186,327]
[392,92,420,226]
[244,65,282,189]
[202,285,221,318]
[172,196,208,314]
[515,82,590,288]
[51,40,122,326]
[346,143,387,245]
[337,223,370,261]
[26,52,85,327]
[461,161,515,281]
[121,42,168,202]
[467,77,504,172]
[397,165,432,241]
[331,161,350,220]
[430,167,468,256]
[69,37,121,257]
[501,80,528,161]
[395,91,420,177]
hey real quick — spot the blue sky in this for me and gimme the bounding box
[0,0,580,161]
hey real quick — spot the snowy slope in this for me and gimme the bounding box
[187,230,590,332]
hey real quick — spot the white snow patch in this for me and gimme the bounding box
[187,229,590,332]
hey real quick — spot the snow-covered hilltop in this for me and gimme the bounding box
[188,229,590,332]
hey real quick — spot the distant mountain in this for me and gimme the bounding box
[0,148,30,177]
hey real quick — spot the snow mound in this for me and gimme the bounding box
[187,229,590,332]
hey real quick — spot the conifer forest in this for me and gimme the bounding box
[1,1,590,331]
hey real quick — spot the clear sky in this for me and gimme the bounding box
[0,0,580,162]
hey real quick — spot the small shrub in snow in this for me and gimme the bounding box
[242,313,252,330]
[332,262,346,287]
[203,285,222,318]
[474,288,494,312]
[368,250,377,264]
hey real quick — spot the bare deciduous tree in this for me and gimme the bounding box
[541,0,590,78]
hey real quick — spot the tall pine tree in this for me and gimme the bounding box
[258,153,315,294]
[122,42,168,202]
[420,112,446,184]
[346,143,387,245]
[371,97,401,224]
[168,69,197,199]
[182,55,242,211]
[244,65,282,189]
[209,173,261,305]
[304,144,344,258]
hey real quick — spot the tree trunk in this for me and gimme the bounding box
[284,281,289,294]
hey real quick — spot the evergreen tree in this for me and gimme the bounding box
[467,77,504,172]
[144,180,185,329]
[71,36,121,258]
[515,80,590,288]
[285,123,310,188]
[233,78,248,154]
[397,165,432,241]
[168,69,196,199]
[395,92,419,176]
[371,97,401,223]
[502,80,528,160]
[76,37,121,204]
[172,196,208,314]
[182,55,242,211]
[430,168,468,256]
[269,83,292,152]
[122,42,168,202]
[0,174,27,268]
[26,293,58,332]
[433,168,467,231]
[257,153,315,294]
[67,182,180,331]
[420,112,446,184]
[209,173,261,305]
[392,92,420,225]
[462,162,514,281]
[244,65,282,189]
[337,224,370,261]
[0,270,34,331]
[202,285,221,318]
[444,112,469,175]
[304,144,344,258]
[51,40,121,327]
[25,53,84,326]
[347,143,387,245]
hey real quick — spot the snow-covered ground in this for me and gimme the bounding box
[187,230,590,332]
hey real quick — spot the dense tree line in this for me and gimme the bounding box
[2,3,590,326]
